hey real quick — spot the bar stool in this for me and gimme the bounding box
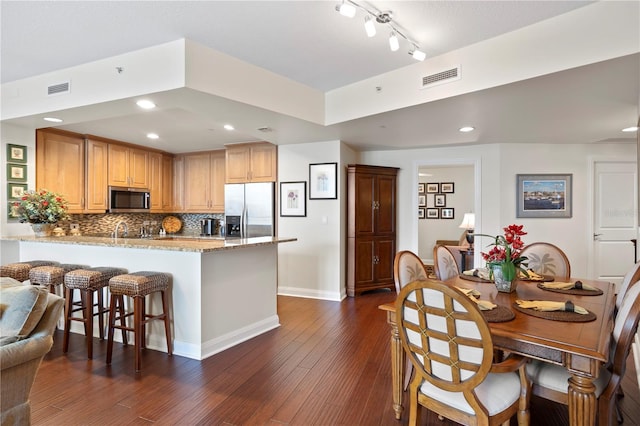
[63,266,127,359]
[1,260,60,282]
[29,264,90,294]
[107,271,172,372]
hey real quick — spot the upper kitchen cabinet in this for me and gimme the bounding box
[182,150,225,213]
[36,130,108,214]
[225,142,277,183]
[108,143,149,188]
[149,152,174,213]
[161,154,175,211]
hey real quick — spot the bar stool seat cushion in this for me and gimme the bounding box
[65,267,127,290]
[30,264,90,285]
[1,261,59,282]
[109,272,169,296]
[0,283,49,339]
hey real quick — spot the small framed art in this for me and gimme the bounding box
[426,208,439,219]
[434,194,446,207]
[280,181,307,217]
[7,183,27,200]
[309,163,337,199]
[418,183,425,194]
[7,164,27,182]
[441,208,455,219]
[441,182,455,193]
[418,207,426,219]
[426,183,439,193]
[7,202,20,220]
[7,144,27,163]
[418,194,426,207]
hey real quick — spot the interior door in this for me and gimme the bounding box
[592,161,637,291]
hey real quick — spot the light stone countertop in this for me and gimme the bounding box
[1,234,297,253]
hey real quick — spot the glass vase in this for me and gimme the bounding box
[492,264,517,293]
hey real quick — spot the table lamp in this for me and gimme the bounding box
[459,213,475,251]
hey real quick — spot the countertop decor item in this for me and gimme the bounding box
[476,224,528,293]
[13,189,69,227]
[162,215,182,234]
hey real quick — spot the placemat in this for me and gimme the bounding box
[536,283,603,296]
[520,275,554,282]
[512,303,596,322]
[482,305,515,323]
[459,274,492,283]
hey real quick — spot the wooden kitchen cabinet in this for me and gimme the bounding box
[346,164,399,297]
[149,152,163,212]
[225,142,277,183]
[108,143,149,188]
[182,150,225,212]
[161,154,174,211]
[36,130,108,214]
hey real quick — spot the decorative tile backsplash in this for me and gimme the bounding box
[64,213,224,236]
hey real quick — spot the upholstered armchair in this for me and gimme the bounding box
[1,278,64,426]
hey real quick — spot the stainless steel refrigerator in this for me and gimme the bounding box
[224,182,275,238]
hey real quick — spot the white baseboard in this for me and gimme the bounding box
[198,315,281,360]
[277,286,345,301]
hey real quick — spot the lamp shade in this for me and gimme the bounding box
[459,213,475,230]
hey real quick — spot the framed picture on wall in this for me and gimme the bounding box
[441,182,455,193]
[7,183,27,200]
[7,202,20,220]
[418,183,425,194]
[517,173,572,218]
[426,208,439,219]
[418,207,426,219]
[309,163,337,199]
[426,183,439,193]
[434,194,446,207]
[418,194,426,207]
[7,144,27,163]
[6,163,27,182]
[441,208,455,219]
[280,181,307,217]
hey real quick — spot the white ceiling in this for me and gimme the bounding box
[1,0,638,153]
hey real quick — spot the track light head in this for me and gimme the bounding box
[389,32,400,51]
[336,1,356,18]
[410,49,426,61]
[364,15,376,37]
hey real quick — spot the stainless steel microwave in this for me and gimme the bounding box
[108,186,150,213]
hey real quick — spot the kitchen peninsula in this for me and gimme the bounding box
[2,235,296,360]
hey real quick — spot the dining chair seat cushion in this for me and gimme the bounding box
[526,360,610,397]
[0,283,49,338]
[419,370,521,416]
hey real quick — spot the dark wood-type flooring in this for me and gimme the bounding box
[31,290,640,425]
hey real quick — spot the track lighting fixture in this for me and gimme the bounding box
[335,0,425,61]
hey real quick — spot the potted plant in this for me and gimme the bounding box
[12,189,69,237]
[477,224,529,292]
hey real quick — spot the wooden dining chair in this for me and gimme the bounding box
[520,242,571,280]
[526,282,640,425]
[433,245,460,281]
[616,261,640,312]
[396,279,530,426]
[392,250,429,391]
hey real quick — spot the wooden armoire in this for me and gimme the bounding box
[346,164,399,297]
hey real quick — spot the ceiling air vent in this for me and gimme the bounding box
[421,66,460,89]
[47,81,70,96]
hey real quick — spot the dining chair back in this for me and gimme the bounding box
[520,242,571,280]
[526,282,640,425]
[393,250,428,293]
[396,279,529,426]
[433,245,460,281]
[616,261,640,311]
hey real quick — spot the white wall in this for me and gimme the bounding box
[1,123,36,264]
[418,165,474,261]
[276,140,357,301]
[361,142,636,279]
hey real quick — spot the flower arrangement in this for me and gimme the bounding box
[477,224,529,282]
[13,189,69,224]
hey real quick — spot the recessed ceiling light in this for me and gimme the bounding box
[223,124,235,131]
[622,126,639,132]
[136,99,156,109]
[43,117,63,123]
[146,133,159,140]
[459,126,475,132]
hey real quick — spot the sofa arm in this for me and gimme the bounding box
[0,335,54,371]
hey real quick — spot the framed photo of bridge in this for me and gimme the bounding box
[517,174,572,218]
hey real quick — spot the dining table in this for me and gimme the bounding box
[379,274,616,426]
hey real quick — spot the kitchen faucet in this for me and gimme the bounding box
[113,220,128,238]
